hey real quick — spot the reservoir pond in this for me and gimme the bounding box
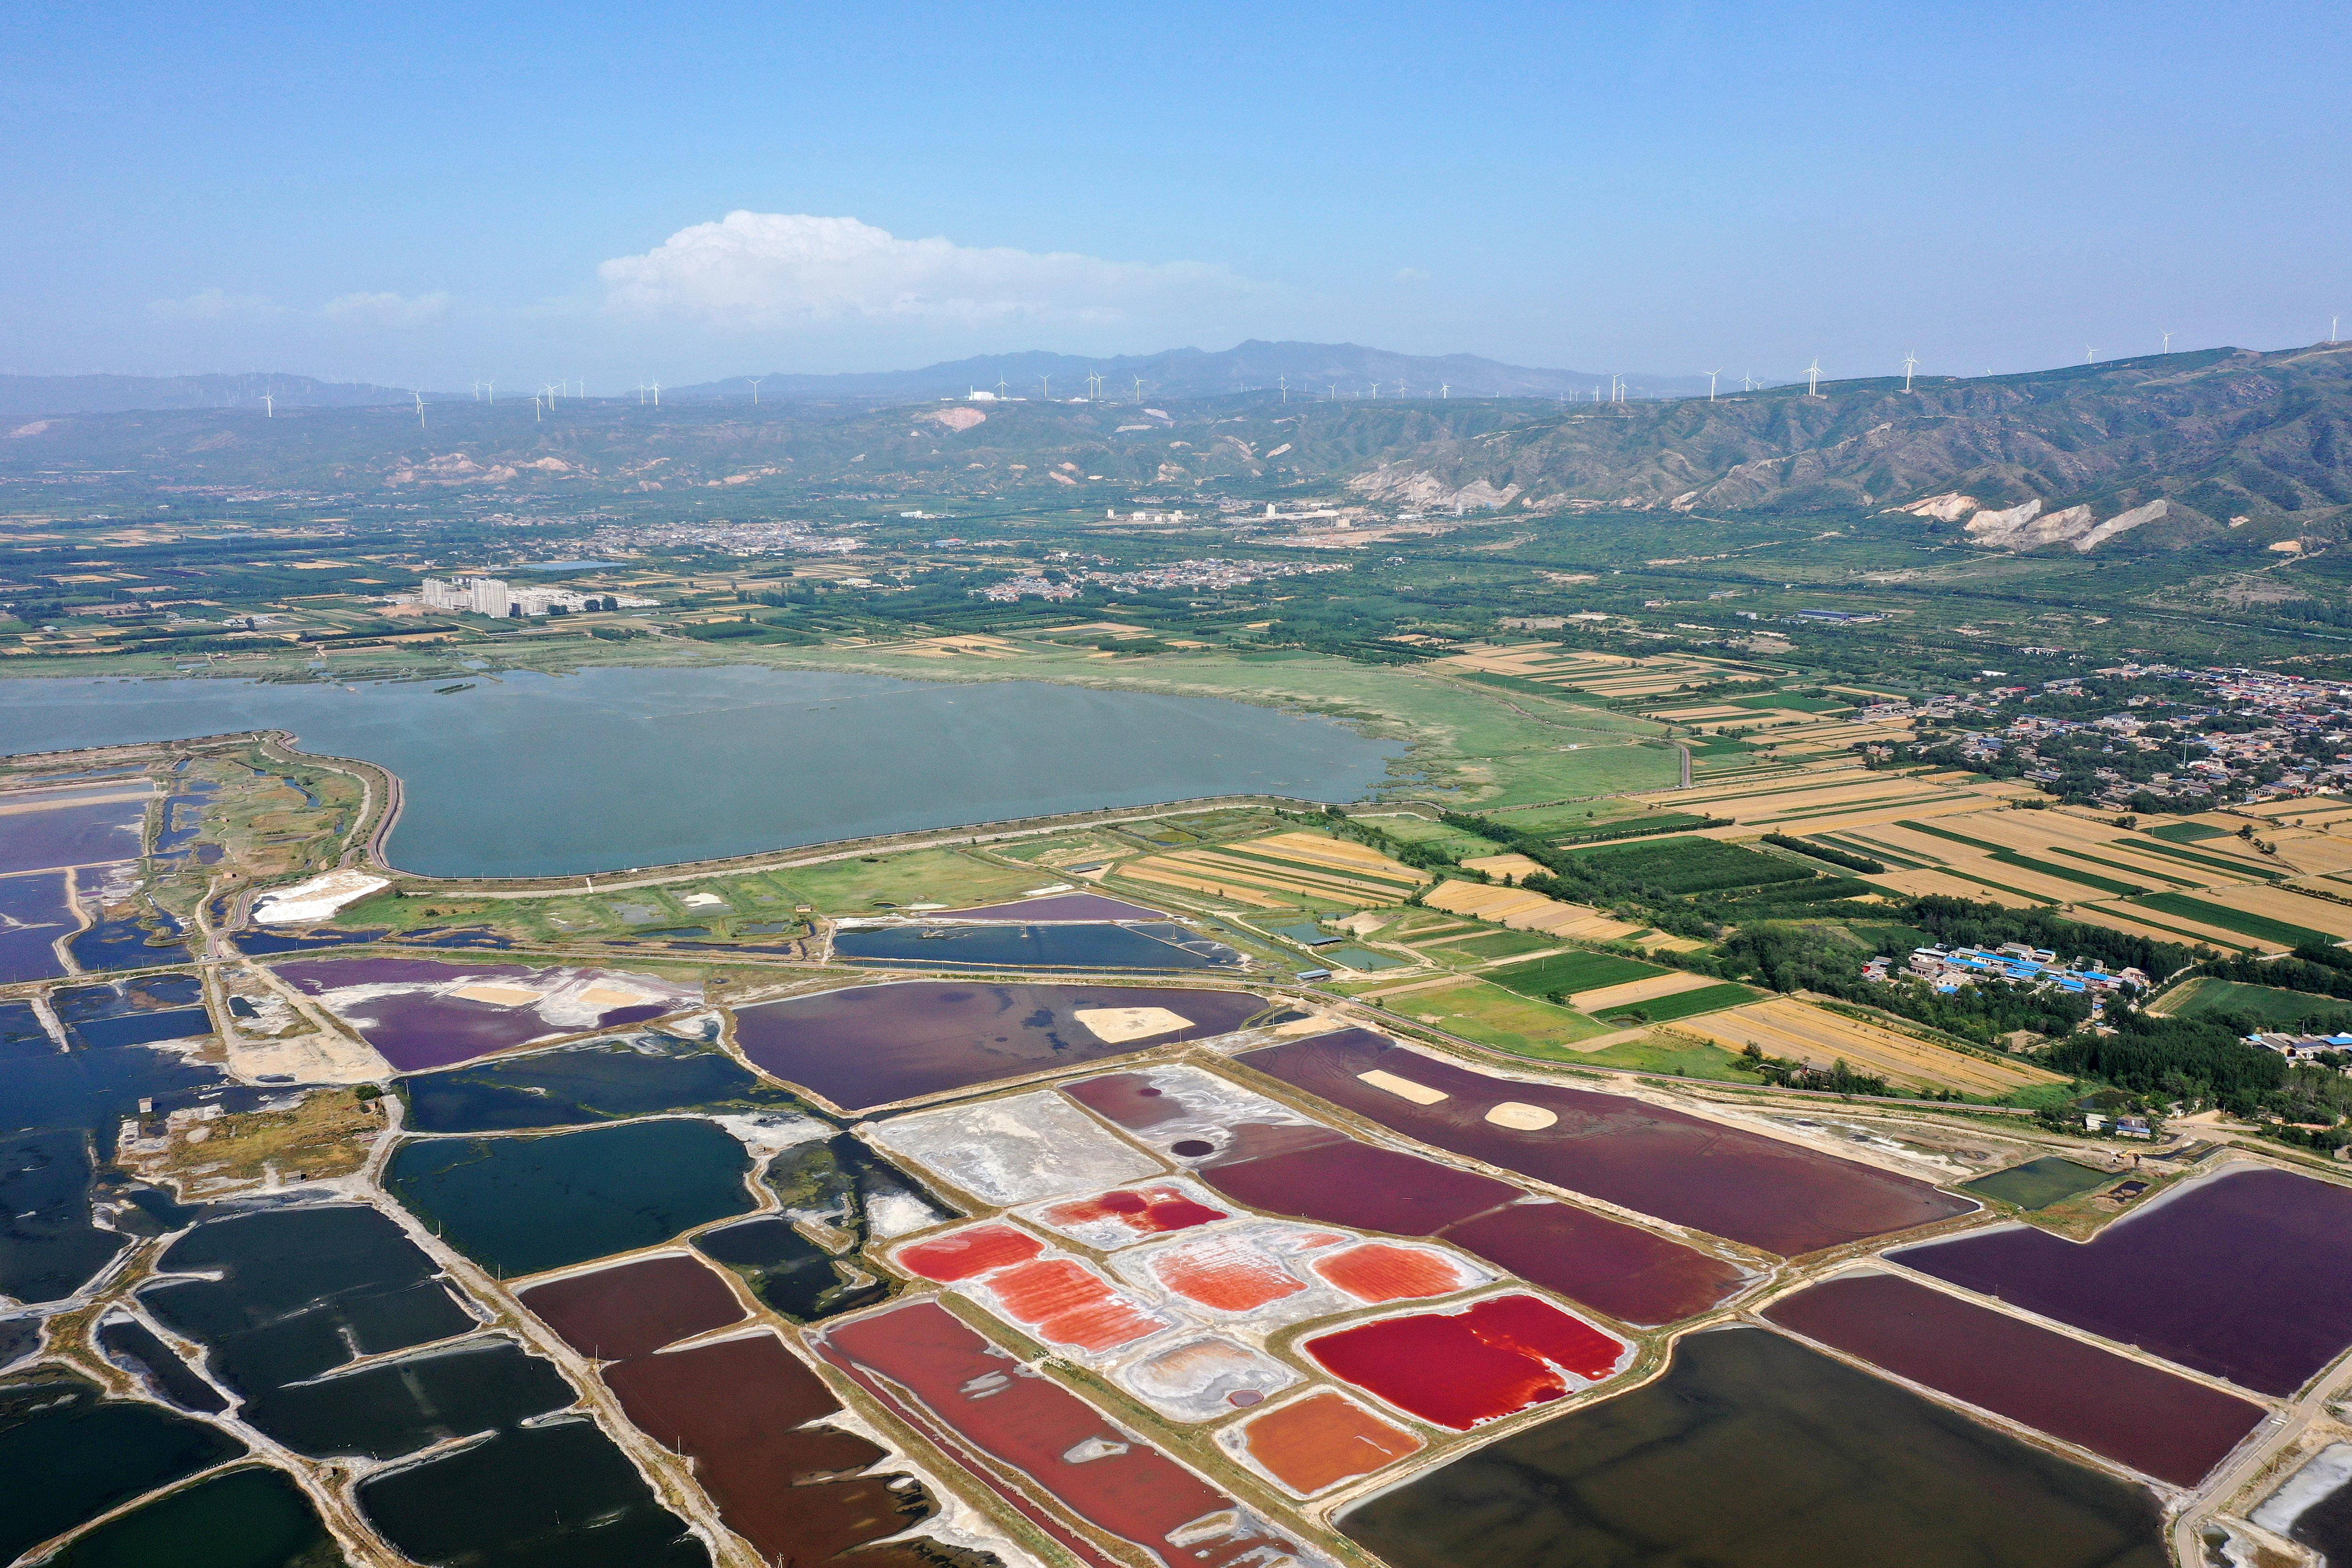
[0,667,1404,877]
[0,1374,246,1565]
[832,920,1244,971]
[41,1465,341,1568]
[398,1035,807,1133]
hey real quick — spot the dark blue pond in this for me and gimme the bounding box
[832,920,1244,971]
[98,1316,230,1414]
[0,1129,129,1305]
[400,1036,808,1134]
[42,1464,339,1568]
[0,1374,246,1566]
[0,870,74,983]
[0,796,149,876]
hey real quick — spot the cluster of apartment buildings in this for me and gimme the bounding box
[1867,943,2148,995]
[414,576,653,618]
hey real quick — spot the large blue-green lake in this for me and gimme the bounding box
[0,666,1403,877]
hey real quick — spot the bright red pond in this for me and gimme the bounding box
[1307,1293,1628,1430]
[1039,1185,1228,1238]
[1144,1235,1308,1313]
[816,1300,1308,1568]
[895,1222,1044,1282]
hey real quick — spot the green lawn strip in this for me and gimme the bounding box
[2149,821,2231,844]
[1567,1035,1768,1082]
[1597,982,1761,1025]
[2122,837,2286,882]
[1486,949,1666,998]
[1893,820,2147,896]
[2046,845,2201,888]
[1728,692,1850,713]
[2130,893,2340,949]
[1811,832,1935,871]
[2169,978,2352,1027]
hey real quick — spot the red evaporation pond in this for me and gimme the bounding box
[1307,1294,1627,1430]
[1764,1272,2269,1488]
[1061,1071,1188,1130]
[1311,1242,1478,1304]
[1437,1200,1749,1328]
[816,1300,1308,1568]
[895,1222,1045,1282]
[1145,1235,1309,1313]
[1040,1184,1228,1238]
[1238,1391,1424,1497]
[516,1253,747,1361]
[603,1332,941,1568]
[989,1257,1168,1352]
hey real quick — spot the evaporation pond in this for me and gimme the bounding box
[41,1464,339,1568]
[1765,1272,2265,1487]
[1892,1164,2352,1395]
[387,1118,756,1276]
[0,668,1401,877]
[1243,1029,1970,1253]
[832,921,1242,971]
[735,980,1263,1110]
[1963,1156,2115,1210]
[1342,1327,2168,1568]
[0,1376,246,1566]
[277,956,698,1072]
[399,1036,807,1133]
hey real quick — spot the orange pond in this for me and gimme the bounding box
[1234,1391,1425,1497]
[1035,1184,1228,1242]
[896,1224,1168,1353]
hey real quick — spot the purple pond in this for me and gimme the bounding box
[274,956,700,1072]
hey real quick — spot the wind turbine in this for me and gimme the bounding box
[1901,351,1919,393]
[995,376,1009,398]
[1705,368,1722,401]
[1277,374,1287,404]
[1805,358,1823,396]
[1369,382,1380,398]
[1133,376,1144,400]
[413,390,427,430]
[484,380,493,404]
[261,393,274,418]
[2331,315,2340,344]
[1040,375,1051,399]
[1742,372,1756,391]
[533,393,542,422]
[651,382,660,407]
[747,377,764,405]
[2161,330,2174,353]
[2085,343,2095,363]
[1440,382,1449,399]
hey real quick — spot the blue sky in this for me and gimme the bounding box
[2,0,2344,388]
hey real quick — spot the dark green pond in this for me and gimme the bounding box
[387,1119,756,1277]
[398,1035,808,1134]
[0,1374,246,1564]
[236,1337,575,1461]
[692,1216,887,1321]
[45,1465,343,1568]
[357,1415,707,1568]
[1341,1327,2166,1568]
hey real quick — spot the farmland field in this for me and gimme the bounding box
[2131,892,2340,949]
[1571,836,1817,895]
[1595,981,1760,1024]
[1681,997,2067,1097]
[2165,978,2352,1028]
[1484,949,1665,1000]
[1382,976,1618,1057]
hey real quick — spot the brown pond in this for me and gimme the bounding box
[1890,1164,2352,1397]
[516,1254,747,1361]
[733,981,1264,1110]
[1065,1071,1747,1326]
[602,1330,946,1568]
[1241,1030,1971,1254]
[1765,1272,2267,1487]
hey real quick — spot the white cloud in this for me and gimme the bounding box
[321,291,453,328]
[597,212,1252,330]
[148,288,279,322]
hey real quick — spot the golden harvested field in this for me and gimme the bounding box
[1459,852,1548,881]
[893,633,1025,659]
[1116,830,1429,909]
[1868,868,2044,907]
[2067,903,2261,953]
[1422,879,1640,941]
[2199,883,2352,940]
[1568,970,1720,1011]
[1682,997,2065,1096]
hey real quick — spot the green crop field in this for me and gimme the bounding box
[2168,978,2352,1029]
[1382,977,1617,1059]
[1597,981,1760,1024]
[2149,821,2231,843]
[1571,1033,1769,1082]
[1963,1157,2114,1210]
[1485,949,1665,998]
[2130,893,2340,949]
[1572,835,1818,895]
[2122,836,2285,881]
[767,848,1041,913]
[1436,928,1561,962]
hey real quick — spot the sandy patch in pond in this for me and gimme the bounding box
[1486,1102,1558,1130]
[1359,1069,1447,1105]
[1076,1006,1193,1043]
[452,982,546,1007]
